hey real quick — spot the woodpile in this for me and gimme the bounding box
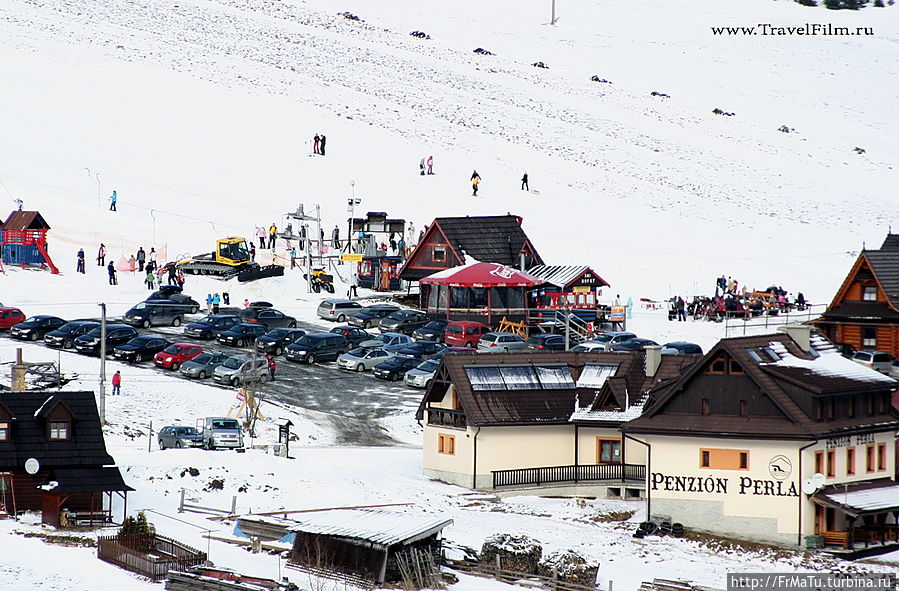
[480,533,542,574]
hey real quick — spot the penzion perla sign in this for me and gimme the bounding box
[650,472,799,497]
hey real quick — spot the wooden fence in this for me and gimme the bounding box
[447,557,599,591]
[493,463,645,488]
[97,534,207,581]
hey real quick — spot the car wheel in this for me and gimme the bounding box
[63,339,73,349]
[307,354,316,364]
[465,341,473,348]
[236,339,245,347]
[274,346,283,355]
[259,373,268,383]
[288,322,296,329]
[356,363,365,372]
[198,371,207,379]
[191,306,199,314]
[337,314,346,323]
[172,316,181,327]
[142,319,151,329]
[425,380,432,389]
[392,373,401,381]
[231,377,240,386]
[158,440,166,450]
[30,332,39,341]
[171,362,180,371]
[175,441,183,449]
[365,321,372,329]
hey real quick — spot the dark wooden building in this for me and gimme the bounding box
[399,214,543,282]
[818,234,899,357]
[0,390,131,525]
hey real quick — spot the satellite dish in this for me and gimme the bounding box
[24,458,40,475]
[812,473,826,487]
[801,478,818,495]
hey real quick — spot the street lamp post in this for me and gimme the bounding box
[346,181,361,254]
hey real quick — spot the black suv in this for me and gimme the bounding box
[216,323,268,347]
[412,319,448,342]
[378,310,430,334]
[238,307,298,329]
[74,324,139,355]
[123,300,184,328]
[113,335,172,362]
[44,320,100,349]
[348,305,400,329]
[285,333,348,364]
[329,325,370,348]
[183,315,241,339]
[10,315,67,341]
[255,328,307,355]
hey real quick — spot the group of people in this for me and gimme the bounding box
[77,244,162,288]
[312,134,327,155]
[671,285,808,323]
[419,155,434,175]
[205,293,223,314]
[469,170,530,196]
[257,224,279,249]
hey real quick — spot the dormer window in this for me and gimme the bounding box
[0,422,9,442]
[433,245,446,262]
[49,421,69,441]
[862,286,877,301]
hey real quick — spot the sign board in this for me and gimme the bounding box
[340,253,363,262]
[572,286,592,293]
[609,306,626,323]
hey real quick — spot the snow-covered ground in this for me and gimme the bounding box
[2,0,899,588]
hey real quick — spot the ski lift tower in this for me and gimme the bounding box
[284,204,322,264]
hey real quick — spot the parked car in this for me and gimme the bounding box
[10,315,66,341]
[285,333,348,364]
[213,354,271,386]
[404,358,440,388]
[412,319,449,342]
[44,320,100,349]
[123,300,184,328]
[478,332,527,353]
[444,321,491,347]
[74,324,139,355]
[395,340,445,360]
[255,328,306,355]
[590,331,637,351]
[157,426,204,450]
[216,323,268,347]
[329,325,370,348]
[889,359,899,380]
[183,315,241,339]
[661,341,704,356]
[337,347,393,372]
[526,333,565,351]
[0,307,26,330]
[179,351,230,379]
[570,340,607,352]
[163,293,202,315]
[238,307,297,329]
[347,304,400,329]
[428,346,476,361]
[149,285,182,299]
[378,310,430,335]
[835,342,856,358]
[154,343,204,370]
[850,350,894,374]
[196,417,244,450]
[316,299,363,322]
[372,355,420,381]
[113,336,172,362]
[610,338,659,352]
[360,332,413,353]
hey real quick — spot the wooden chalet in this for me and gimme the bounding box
[0,210,58,273]
[528,264,610,322]
[624,326,899,553]
[399,214,543,282]
[817,233,899,357]
[0,390,132,526]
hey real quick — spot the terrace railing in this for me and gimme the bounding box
[427,408,467,429]
[492,463,645,489]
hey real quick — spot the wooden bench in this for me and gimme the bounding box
[68,510,112,526]
[822,530,850,549]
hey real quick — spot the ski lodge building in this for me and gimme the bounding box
[417,326,899,555]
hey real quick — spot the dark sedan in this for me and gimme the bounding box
[526,333,566,351]
[239,307,298,329]
[329,325,371,348]
[216,323,268,347]
[74,324,139,355]
[412,319,448,342]
[348,305,400,329]
[158,425,204,450]
[165,293,201,315]
[44,320,100,349]
[10,315,67,341]
[372,355,421,381]
[255,328,306,355]
[183,315,241,339]
[610,338,660,352]
[395,340,445,360]
[428,346,476,361]
[378,310,430,334]
[113,336,172,362]
[149,285,182,299]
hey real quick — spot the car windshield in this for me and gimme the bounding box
[222,357,244,369]
[191,354,212,364]
[267,329,290,338]
[481,334,497,343]
[348,347,367,356]
[163,344,184,354]
[23,316,42,323]
[211,419,240,430]
[85,327,103,337]
[447,325,462,334]
[424,321,445,329]
[418,360,439,372]
[594,334,614,343]
[196,316,218,325]
[174,427,198,436]
[387,311,407,320]
[295,335,319,346]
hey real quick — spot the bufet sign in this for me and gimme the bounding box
[609,306,626,322]
[341,253,363,262]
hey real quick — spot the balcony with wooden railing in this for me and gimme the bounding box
[426,408,467,429]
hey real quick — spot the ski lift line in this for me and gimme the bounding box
[0,176,19,204]
[528,225,855,261]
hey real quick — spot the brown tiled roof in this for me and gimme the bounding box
[1,211,50,231]
[820,301,899,321]
[864,249,899,311]
[625,333,899,439]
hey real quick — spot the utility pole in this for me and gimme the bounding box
[305,223,312,294]
[564,309,571,351]
[315,204,322,265]
[98,303,107,423]
[551,0,559,25]
[346,181,361,254]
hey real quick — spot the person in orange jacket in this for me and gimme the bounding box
[111,371,122,395]
[266,353,277,381]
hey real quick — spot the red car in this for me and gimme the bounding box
[0,307,26,330]
[444,321,491,348]
[154,343,204,370]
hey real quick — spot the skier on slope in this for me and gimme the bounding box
[471,170,481,196]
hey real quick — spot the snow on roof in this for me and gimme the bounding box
[33,396,54,418]
[570,393,648,422]
[764,342,896,384]
[288,508,452,548]
[527,265,590,289]
[419,261,481,280]
[819,483,899,513]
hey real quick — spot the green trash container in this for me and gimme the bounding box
[805,535,824,549]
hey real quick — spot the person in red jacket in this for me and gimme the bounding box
[266,353,276,381]
[111,371,121,395]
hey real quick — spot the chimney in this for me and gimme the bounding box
[778,324,811,352]
[11,348,27,391]
[644,345,662,378]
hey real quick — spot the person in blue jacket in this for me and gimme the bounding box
[212,293,221,314]
[109,190,118,211]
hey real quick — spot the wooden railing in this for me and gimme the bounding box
[97,534,207,581]
[493,463,645,488]
[427,408,467,429]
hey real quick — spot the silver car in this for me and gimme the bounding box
[404,358,440,388]
[212,354,271,386]
[850,350,894,374]
[477,332,526,353]
[337,347,393,372]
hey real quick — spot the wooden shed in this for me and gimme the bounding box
[0,210,58,273]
